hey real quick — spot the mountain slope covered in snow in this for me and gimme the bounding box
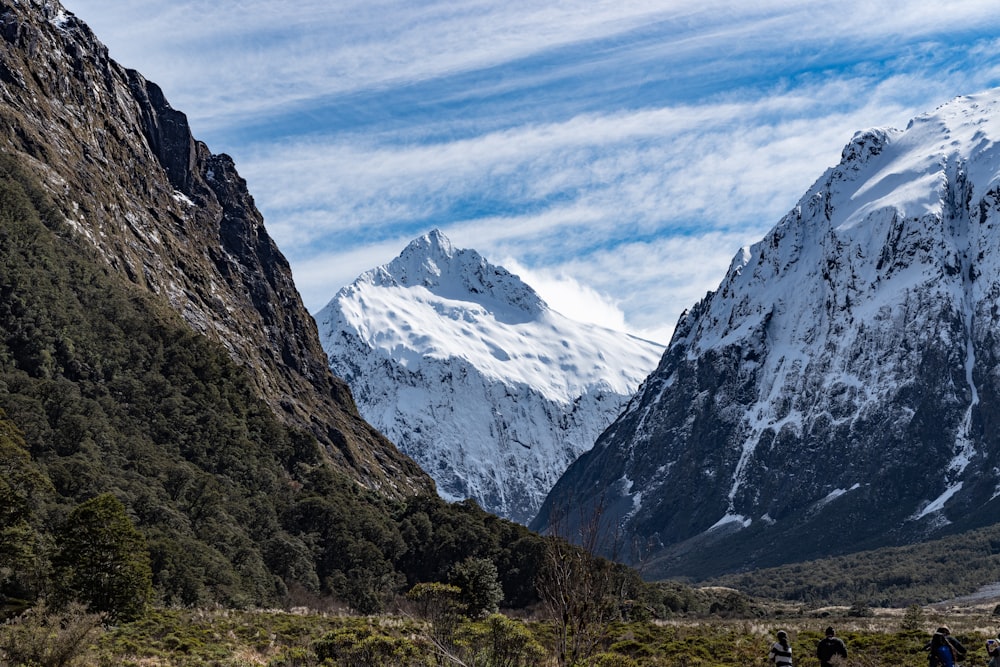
[317,230,663,523]
[534,90,1000,576]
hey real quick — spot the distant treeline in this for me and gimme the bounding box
[707,523,1000,607]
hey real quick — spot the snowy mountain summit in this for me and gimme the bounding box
[316,230,663,523]
[534,90,1000,576]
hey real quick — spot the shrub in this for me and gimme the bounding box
[313,626,419,666]
[407,582,464,625]
[0,601,101,667]
[453,613,545,667]
[848,599,874,618]
[588,653,638,667]
[266,645,312,666]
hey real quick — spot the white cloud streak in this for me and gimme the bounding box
[236,77,928,326]
[65,1,1000,131]
[60,0,1000,340]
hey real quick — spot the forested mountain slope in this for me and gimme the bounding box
[0,0,429,495]
[0,0,550,613]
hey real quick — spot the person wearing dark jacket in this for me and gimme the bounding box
[926,627,966,667]
[929,631,956,667]
[817,626,848,667]
[940,627,966,664]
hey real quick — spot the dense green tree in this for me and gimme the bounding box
[52,493,153,623]
[393,493,549,610]
[0,410,52,605]
[450,556,503,618]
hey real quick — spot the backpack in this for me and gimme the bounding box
[949,639,966,661]
[930,643,955,667]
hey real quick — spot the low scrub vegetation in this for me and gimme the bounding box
[4,602,1000,666]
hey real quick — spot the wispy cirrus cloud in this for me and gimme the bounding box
[231,75,933,322]
[61,0,1000,339]
[67,1,1000,131]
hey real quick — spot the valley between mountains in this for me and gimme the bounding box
[4,2,1000,645]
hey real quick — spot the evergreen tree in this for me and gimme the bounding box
[449,556,503,618]
[0,410,52,604]
[901,604,926,633]
[52,494,152,623]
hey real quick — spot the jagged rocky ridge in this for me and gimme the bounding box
[316,230,663,524]
[0,0,431,495]
[534,90,1000,577]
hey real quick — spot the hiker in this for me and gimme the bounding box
[928,631,955,667]
[927,627,966,667]
[770,630,793,667]
[986,629,999,667]
[817,626,848,667]
[924,626,968,666]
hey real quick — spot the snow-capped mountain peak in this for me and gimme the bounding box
[533,89,1000,576]
[317,231,663,523]
[364,229,545,321]
[330,229,657,404]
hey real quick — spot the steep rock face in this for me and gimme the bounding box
[316,231,663,523]
[0,0,431,495]
[534,91,1000,576]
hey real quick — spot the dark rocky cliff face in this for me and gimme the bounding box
[0,0,432,496]
[533,95,1000,578]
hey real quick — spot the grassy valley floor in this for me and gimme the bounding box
[4,600,1000,667]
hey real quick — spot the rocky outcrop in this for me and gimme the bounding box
[0,0,431,495]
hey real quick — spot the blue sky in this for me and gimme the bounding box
[61,0,1000,343]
